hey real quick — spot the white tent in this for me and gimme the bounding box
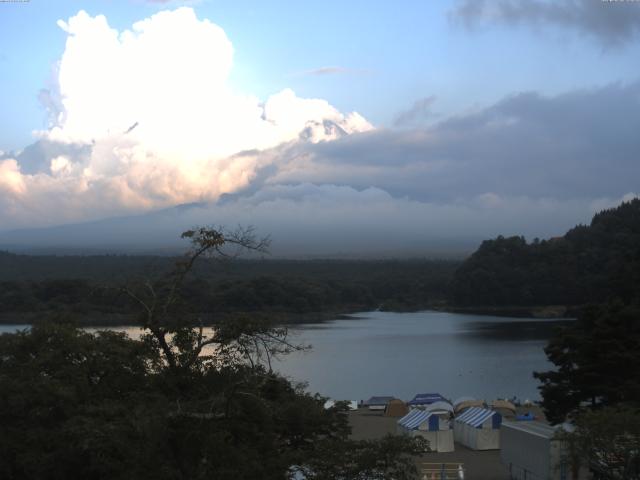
[452,396,475,407]
[453,396,485,413]
[396,409,454,452]
[425,400,454,416]
[454,407,502,450]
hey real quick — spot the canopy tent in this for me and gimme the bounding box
[425,400,454,415]
[397,409,454,452]
[407,393,446,406]
[490,400,517,419]
[453,397,485,413]
[455,399,485,413]
[363,396,395,410]
[384,399,409,417]
[454,407,502,450]
[452,396,475,407]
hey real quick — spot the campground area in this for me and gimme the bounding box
[348,406,546,480]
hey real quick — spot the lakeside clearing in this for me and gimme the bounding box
[348,405,546,480]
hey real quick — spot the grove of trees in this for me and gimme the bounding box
[0,227,428,479]
[451,199,640,307]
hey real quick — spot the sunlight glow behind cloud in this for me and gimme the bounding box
[0,7,371,227]
[0,7,638,254]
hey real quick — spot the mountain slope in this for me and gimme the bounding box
[451,199,640,306]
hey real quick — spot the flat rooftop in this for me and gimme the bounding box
[501,421,558,439]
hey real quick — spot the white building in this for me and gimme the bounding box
[500,421,586,480]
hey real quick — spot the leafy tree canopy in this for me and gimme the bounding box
[451,199,640,307]
[534,302,640,424]
[0,227,427,479]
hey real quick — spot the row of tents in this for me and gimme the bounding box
[363,394,517,418]
[396,405,502,452]
[361,394,516,452]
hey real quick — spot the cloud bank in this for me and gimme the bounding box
[1,7,639,255]
[451,0,640,47]
[0,8,371,227]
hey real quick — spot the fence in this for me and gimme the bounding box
[420,462,465,480]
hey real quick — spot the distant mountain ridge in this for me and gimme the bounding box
[0,202,209,255]
[0,201,476,258]
[451,199,640,307]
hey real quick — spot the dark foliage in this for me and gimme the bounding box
[0,226,427,479]
[557,406,640,480]
[0,257,458,324]
[451,199,640,307]
[534,302,640,424]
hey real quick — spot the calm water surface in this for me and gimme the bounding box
[0,310,570,402]
[275,310,570,402]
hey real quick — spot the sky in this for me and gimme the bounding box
[0,0,639,255]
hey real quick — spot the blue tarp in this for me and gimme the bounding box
[516,412,535,421]
[407,393,446,406]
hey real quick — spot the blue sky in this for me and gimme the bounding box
[0,1,639,254]
[2,0,639,151]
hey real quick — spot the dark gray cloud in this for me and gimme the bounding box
[0,140,91,175]
[0,184,597,257]
[393,96,438,127]
[278,81,640,203]
[451,0,640,47]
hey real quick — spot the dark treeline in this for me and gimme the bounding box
[3,199,639,324]
[0,255,458,324]
[451,199,640,307]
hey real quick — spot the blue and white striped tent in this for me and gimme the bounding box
[456,407,502,428]
[407,393,446,406]
[398,409,439,431]
[454,407,502,450]
[397,409,454,452]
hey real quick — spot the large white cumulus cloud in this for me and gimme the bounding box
[2,8,640,255]
[0,8,371,227]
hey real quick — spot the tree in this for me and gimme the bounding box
[534,302,640,424]
[556,407,640,480]
[298,434,429,480]
[0,226,427,479]
[450,198,640,308]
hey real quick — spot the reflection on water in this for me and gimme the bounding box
[463,319,573,341]
[0,310,569,403]
[274,311,569,402]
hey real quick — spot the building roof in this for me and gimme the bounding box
[501,420,559,439]
[455,407,500,428]
[407,393,446,405]
[398,409,437,430]
[363,396,395,406]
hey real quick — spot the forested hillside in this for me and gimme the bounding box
[451,199,640,307]
[0,255,458,324]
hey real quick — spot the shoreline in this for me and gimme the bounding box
[0,303,579,328]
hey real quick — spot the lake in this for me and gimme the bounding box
[0,310,570,403]
[275,310,569,403]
